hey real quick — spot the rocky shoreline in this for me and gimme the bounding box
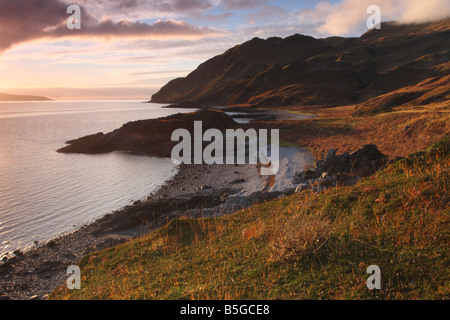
[0,144,315,300]
[0,103,389,300]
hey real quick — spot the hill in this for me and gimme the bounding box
[44,18,450,301]
[151,19,450,109]
[0,92,53,101]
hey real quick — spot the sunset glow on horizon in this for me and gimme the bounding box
[1,0,449,100]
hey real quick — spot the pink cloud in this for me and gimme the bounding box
[298,0,450,36]
[0,0,220,55]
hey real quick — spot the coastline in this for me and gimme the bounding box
[0,146,314,300]
[0,14,448,301]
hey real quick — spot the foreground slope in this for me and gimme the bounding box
[52,137,449,300]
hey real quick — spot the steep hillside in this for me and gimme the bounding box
[151,19,450,108]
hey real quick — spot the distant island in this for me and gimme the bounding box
[0,92,53,101]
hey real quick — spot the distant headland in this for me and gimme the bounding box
[0,92,53,102]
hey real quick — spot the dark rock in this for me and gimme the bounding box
[247,191,264,203]
[57,109,237,158]
[348,144,387,176]
[0,262,12,276]
[46,240,57,248]
[63,252,76,259]
[293,169,320,184]
[33,260,62,274]
[294,144,388,190]
[0,295,10,300]
[229,179,246,184]
[13,250,23,257]
[325,149,337,161]
[91,189,236,234]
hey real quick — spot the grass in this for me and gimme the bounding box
[51,137,449,300]
[279,139,301,148]
[277,108,449,160]
[286,110,317,117]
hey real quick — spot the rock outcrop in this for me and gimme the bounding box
[57,109,237,157]
[294,144,388,191]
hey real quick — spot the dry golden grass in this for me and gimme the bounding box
[270,214,333,263]
[266,109,449,160]
[51,137,449,301]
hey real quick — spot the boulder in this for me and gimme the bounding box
[294,144,388,190]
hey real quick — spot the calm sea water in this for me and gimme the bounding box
[0,100,191,256]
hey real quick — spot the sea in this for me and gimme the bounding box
[0,100,192,256]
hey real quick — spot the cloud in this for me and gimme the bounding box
[71,0,267,17]
[299,0,450,36]
[50,18,219,39]
[0,0,69,53]
[203,13,235,23]
[221,0,267,10]
[248,6,289,23]
[0,0,221,55]
[72,0,218,19]
[400,0,450,23]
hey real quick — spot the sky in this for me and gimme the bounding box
[0,0,449,100]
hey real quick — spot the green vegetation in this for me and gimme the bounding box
[52,137,449,300]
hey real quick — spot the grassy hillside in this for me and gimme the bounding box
[51,137,449,300]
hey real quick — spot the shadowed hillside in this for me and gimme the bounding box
[151,19,450,109]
